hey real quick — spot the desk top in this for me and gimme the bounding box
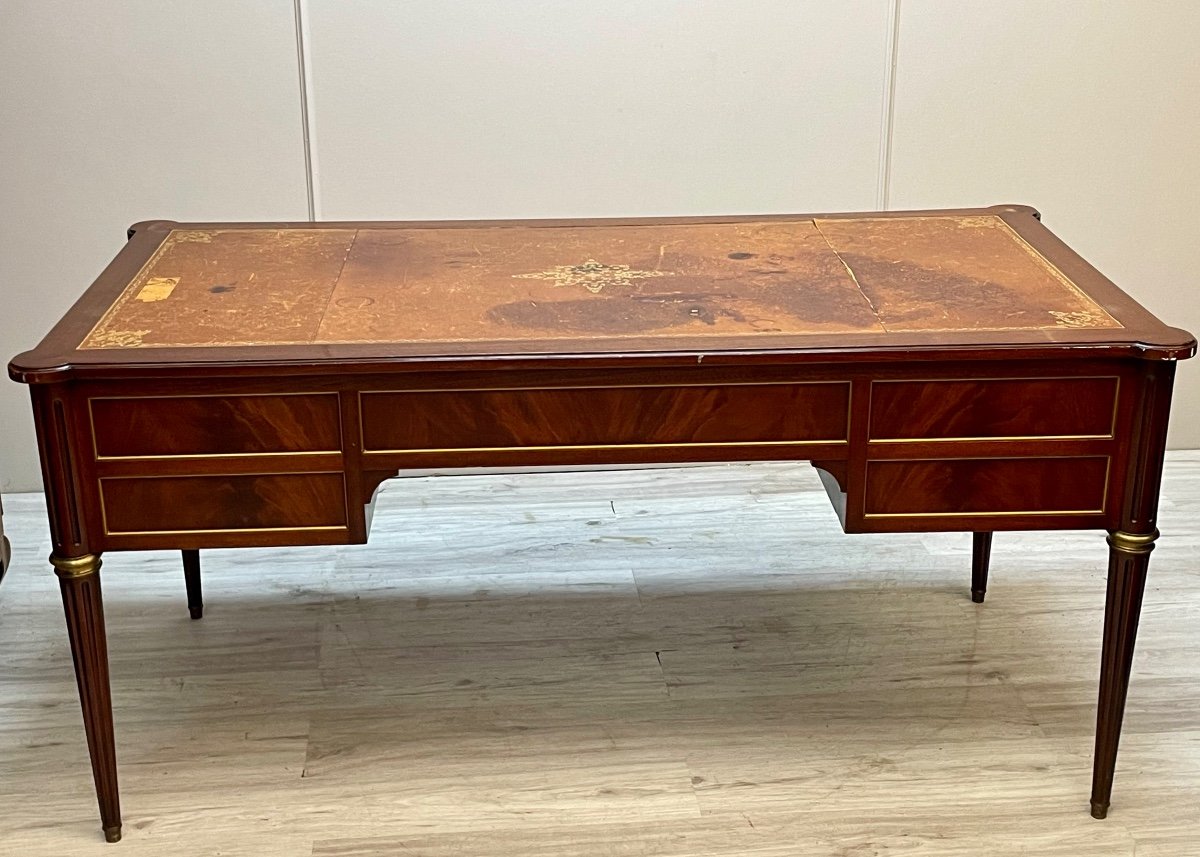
[11,206,1194,382]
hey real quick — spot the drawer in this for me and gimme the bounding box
[869,377,1118,441]
[91,393,341,458]
[100,473,348,535]
[863,457,1110,517]
[360,382,850,452]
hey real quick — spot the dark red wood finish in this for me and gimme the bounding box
[971,532,993,604]
[8,207,1194,841]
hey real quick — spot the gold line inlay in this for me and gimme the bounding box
[104,525,348,537]
[364,439,849,456]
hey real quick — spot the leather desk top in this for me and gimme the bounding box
[10,206,1194,381]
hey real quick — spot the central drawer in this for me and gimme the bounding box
[360,382,850,452]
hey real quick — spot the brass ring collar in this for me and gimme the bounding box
[1106,529,1159,554]
[50,554,102,579]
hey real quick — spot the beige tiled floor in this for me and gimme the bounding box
[1,455,1198,855]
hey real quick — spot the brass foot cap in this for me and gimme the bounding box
[971,590,986,604]
[1090,801,1109,820]
[103,825,122,843]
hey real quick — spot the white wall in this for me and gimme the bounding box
[304,1,893,219]
[2,0,1198,491]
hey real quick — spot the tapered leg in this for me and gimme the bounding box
[1090,529,1155,819]
[52,553,121,843]
[971,532,993,603]
[182,549,203,620]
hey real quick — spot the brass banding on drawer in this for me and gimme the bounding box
[869,377,1118,441]
[90,393,341,459]
[99,473,348,536]
[360,382,851,453]
[863,456,1110,518]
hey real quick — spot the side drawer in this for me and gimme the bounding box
[90,393,341,458]
[360,382,850,452]
[863,456,1110,518]
[99,473,348,535]
[869,377,1118,441]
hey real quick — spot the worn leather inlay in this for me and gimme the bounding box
[80,216,1120,350]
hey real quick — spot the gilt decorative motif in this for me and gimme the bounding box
[88,330,150,348]
[514,259,674,294]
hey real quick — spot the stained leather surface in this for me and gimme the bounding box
[81,215,1119,350]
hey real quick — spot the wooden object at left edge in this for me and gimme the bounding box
[7,206,1196,842]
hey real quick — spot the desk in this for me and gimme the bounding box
[9,206,1195,842]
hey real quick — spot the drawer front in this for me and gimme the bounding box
[100,473,347,535]
[361,382,850,452]
[91,394,341,458]
[869,377,1118,440]
[863,457,1110,517]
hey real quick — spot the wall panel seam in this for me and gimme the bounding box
[293,0,318,220]
[876,0,902,210]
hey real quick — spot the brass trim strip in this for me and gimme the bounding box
[89,391,340,400]
[870,434,1114,444]
[96,451,341,463]
[863,509,1107,519]
[103,525,349,537]
[359,379,850,395]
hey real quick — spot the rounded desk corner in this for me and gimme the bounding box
[126,219,177,241]
[989,203,1042,222]
[8,351,75,385]
[1133,328,1197,361]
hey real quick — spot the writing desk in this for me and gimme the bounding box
[9,206,1195,842]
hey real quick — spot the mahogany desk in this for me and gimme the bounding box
[9,206,1195,842]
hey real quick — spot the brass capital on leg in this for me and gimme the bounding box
[51,553,103,580]
[1105,529,1159,555]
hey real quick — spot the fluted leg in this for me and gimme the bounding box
[1090,529,1155,819]
[182,549,203,620]
[52,553,121,842]
[971,532,992,603]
